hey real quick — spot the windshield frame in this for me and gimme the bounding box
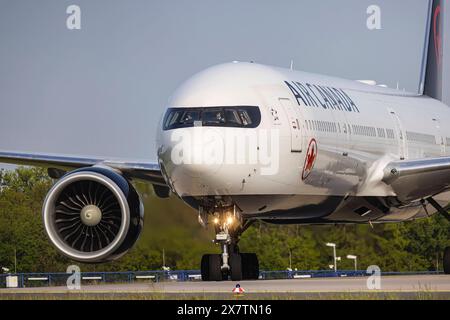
[162,106,261,131]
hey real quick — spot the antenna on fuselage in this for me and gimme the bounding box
[290,60,294,70]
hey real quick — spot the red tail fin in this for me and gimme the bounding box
[424,0,448,105]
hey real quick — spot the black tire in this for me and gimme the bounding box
[444,247,450,274]
[241,253,251,280]
[201,254,211,281]
[209,254,223,281]
[249,253,259,280]
[230,253,243,281]
[241,253,259,280]
[222,272,229,281]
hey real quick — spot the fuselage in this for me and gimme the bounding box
[157,62,450,224]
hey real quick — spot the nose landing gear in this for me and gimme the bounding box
[200,248,259,281]
[200,207,259,281]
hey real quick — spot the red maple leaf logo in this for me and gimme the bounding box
[434,4,442,67]
[302,139,317,180]
[305,144,315,171]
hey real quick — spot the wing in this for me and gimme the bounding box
[383,157,450,203]
[0,150,167,187]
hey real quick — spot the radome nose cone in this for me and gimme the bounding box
[161,127,224,178]
[178,130,223,178]
[182,162,221,178]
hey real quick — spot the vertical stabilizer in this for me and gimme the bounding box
[424,0,450,106]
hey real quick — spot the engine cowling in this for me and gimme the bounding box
[42,167,144,263]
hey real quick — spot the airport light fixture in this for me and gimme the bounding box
[346,255,358,271]
[325,243,337,272]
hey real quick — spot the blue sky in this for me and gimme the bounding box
[0,0,429,161]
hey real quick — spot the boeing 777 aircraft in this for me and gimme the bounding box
[1,0,449,281]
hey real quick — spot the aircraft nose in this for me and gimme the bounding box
[180,163,218,178]
[159,127,224,179]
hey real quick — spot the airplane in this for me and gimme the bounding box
[0,0,449,281]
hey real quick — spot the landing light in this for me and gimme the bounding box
[226,216,234,225]
[213,218,219,225]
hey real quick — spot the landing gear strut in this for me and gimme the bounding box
[426,197,450,274]
[200,206,259,281]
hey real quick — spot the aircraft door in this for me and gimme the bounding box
[389,109,408,160]
[432,118,446,155]
[332,111,350,152]
[279,98,302,152]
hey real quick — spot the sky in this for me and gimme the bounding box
[0,0,430,162]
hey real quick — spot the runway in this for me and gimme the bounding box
[1,275,450,299]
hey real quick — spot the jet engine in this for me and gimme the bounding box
[42,167,143,263]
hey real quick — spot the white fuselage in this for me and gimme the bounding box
[156,62,450,224]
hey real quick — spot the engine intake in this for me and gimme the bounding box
[42,167,143,263]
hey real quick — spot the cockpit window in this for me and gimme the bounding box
[202,108,226,125]
[163,106,261,130]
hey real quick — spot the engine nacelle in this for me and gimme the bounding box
[42,167,144,263]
